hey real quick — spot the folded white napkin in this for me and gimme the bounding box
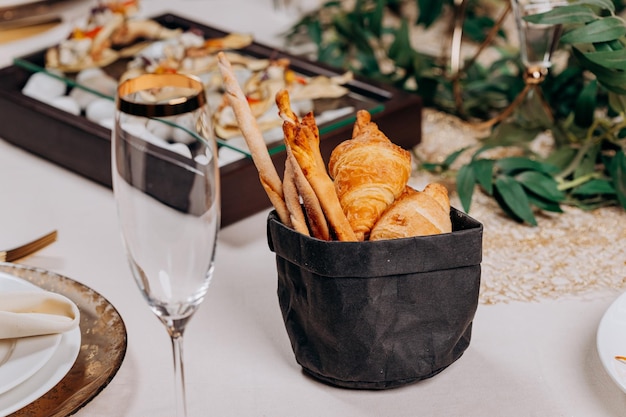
[0,292,80,340]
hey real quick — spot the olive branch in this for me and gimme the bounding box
[286,0,626,225]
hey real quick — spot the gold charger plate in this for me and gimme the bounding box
[0,262,127,416]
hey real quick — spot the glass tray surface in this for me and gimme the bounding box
[11,10,386,159]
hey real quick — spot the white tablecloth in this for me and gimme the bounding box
[1,1,625,415]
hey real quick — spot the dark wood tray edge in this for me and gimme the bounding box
[0,13,423,227]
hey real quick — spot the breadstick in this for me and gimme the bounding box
[275,87,325,237]
[217,52,291,226]
[277,89,331,240]
[277,90,326,173]
[286,121,357,241]
[276,88,299,124]
[301,112,326,172]
[283,153,310,236]
[284,127,331,241]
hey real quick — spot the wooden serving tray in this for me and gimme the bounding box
[0,13,423,227]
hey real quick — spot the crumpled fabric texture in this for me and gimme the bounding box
[267,208,483,389]
[0,291,80,340]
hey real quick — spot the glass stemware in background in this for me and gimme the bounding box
[509,0,568,124]
[511,0,568,78]
[111,73,220,417]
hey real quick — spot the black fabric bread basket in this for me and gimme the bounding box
[267,207,483,390]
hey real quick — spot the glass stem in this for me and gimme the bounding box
[171,333,187,417]
[165,318,189,417]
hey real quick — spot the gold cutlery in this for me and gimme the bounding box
[0,230,58,262]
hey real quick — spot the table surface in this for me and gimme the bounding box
[1,1,626,416]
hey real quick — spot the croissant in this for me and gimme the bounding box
[328,110,412,241]
[369,183,452,240]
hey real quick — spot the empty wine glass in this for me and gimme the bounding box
[511,0,568,79]
[111,73,220,417]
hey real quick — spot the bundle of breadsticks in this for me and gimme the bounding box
[217,52,452,241]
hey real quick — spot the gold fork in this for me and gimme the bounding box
[0,230,58,262]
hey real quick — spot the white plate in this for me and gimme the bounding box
[0,335,61,395]
[597,291,626,393]
[0,273,62,395]
[0,273,81,415]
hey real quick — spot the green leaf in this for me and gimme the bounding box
[515,170,566,202]
[457,164,477,213]
[569,0,615,12]
[318,42,346,67]
[583,48,626,70]
[595,38,625,52]
[494,175,538,226]
[561,17,626,44]
[574,143,600,179]
[496,157,561,176]
[609,149,626,208]
[573,47,626,94]
[545,67,585,118]
[523,5,598,25]
[333,14,374,56]
[481,122,543,150]
[471,159,495,195]
[608,92,626,114]
[463,15,501,43]
[442,146,470,168]
[572,178,616,195]
[570,198,620,210]
[527,193,564,213]
[420,162,441,172]
[416,0,443,27]
[388,19,414,68]
[356,49,381,75]
[544,147,577,171]
[549,66,584,94]
[321,0,342,7]
[574,79,598,127]
[493,191,524,222]
[370,0,384,38]
[305,19,323,45]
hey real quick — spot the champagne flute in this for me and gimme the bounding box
[111,73,220,417]
[511,0,568,77]
[510,0,568,122]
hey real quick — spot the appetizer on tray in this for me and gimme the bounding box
[36,1,356,156]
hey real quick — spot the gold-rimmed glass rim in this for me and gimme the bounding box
[116,73,207,118]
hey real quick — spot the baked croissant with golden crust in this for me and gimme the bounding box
[328,110,412,241]
[369,183,452,240]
